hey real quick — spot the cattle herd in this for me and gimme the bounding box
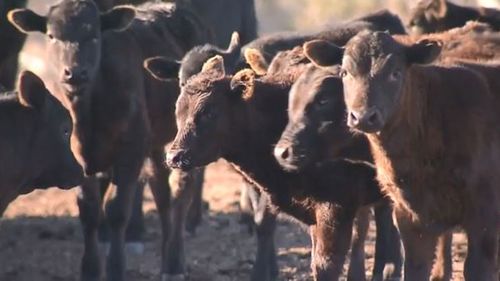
[0,0,499,280]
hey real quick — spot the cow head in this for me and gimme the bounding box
[9,0,135,102]
[310,32,440,133]
[17,71,83,189]
[164,56,252,170]
[144,32,242,86]
[407,0,449,34]
[274,64,348,171]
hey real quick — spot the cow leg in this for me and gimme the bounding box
[163,168,203,280]
[239,182,258,234]
[184,168,205,235]
[311,204,354,281]
[395,210,437,281]
[145,151,173,280]
[104,156,144,281]
[464,223,498,281]
[347,207,369,281]
[78,176,103,281]
[251,193,278,281]
[125,182,145,254]
[372,201,403,281]
[430,232,452,281]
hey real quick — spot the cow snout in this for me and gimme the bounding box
[347,108,384,133]
[274,144,292,162]
[63,67,89,86]
[166,149,192,170]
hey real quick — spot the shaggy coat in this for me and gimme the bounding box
[9,2,211,280]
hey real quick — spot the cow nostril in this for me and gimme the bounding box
[64,68,72,78]
[367,110,380,125]
[275,145,291,161]
[281,147,290,160]
[349,112,359,125]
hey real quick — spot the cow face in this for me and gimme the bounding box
[274,65,348,171]
[407,0,448,34]
[339,32,441,133]
[17,71,83,189]
[9,0,134,102]
[166,56,237,170]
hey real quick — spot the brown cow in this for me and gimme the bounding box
[407,0,500,34]
[274,54,456,281]
[8,1,211,280]
[151,53,400,281]
[0,71,83,215]
[305,31,499,280]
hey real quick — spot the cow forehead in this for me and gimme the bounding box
[344,32,403,74]
[292,66,339,107]
[48,0,99,30]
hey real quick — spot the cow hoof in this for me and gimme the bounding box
[126,242,145,255]
[161,274,186,281]
[99,242,110,257]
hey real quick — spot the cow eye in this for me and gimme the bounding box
[317,98,330,107]
[389,69,402,81]
[47,33,56,42]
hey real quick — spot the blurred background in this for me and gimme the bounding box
[255,0,500,33]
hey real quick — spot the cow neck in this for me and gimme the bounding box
[365,65,475,224]
[222,78,310,217]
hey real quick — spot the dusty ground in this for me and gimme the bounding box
[1,160,468,281]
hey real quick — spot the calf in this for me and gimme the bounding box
[0,71,83,215]
[270,49,404,281]
[0,0,27,89]
[304,31,499,280]
[146,33,280,281]
[149,53,399,280]
[9,1,211,280]
[276,23,500,280]
[275,54,456,281]
[407,0,500,34]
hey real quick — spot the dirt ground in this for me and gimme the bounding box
[0,160,469,281]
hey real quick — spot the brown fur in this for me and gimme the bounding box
[165,52,399,280]
[408,0,500,34]
[396,21,500,61]
[341,31,500,280]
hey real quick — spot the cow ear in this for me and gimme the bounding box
[101,6,135,32]
[303,40,344,67]
[144,57,180,81]
[201,55,226,78]
[18,71,48,109]
[8,9,47,34]
[427,0,447,18]
[244,48,268,76]
[406,39,442,65]
[230,69,255,101]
